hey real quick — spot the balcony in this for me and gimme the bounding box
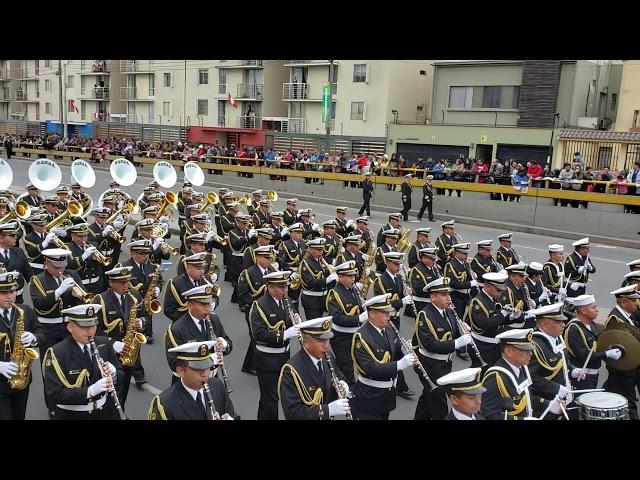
[236,116,262,129]
[15,90,27,101]
[80,86,110,100]
[218,60,263,69]
[282,82,320,101]
[283,60,334,67]
[120,60,152,73]
[0,67,9,80]
[0,87,9,102]
[284,118,305,133]
[79,60,111,75]
[218,115,225,127]
[120,86,154,101]
[16,68,37,80]
[237,83,263,100]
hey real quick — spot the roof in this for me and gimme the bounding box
[558,129,640,142]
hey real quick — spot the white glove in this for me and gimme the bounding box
[102,225,114,236]
[569,282,581,291]
[113,219,126,229]
[397,353,417,371]
[210,352,224,366]
[346,219,355,229]
[210,273,218,283]
[355,282,363,291]
[8,201,14,210]
[153,287,161,297]
[42,231,56,248]
[52,227,67,237]
[283,326,300,341]
[328,398,350,417]
[364,267,371,276]
[55,277,76,298]
[359,310,368,323]
[509,310,523,320]
[270,262,279,270]
[222,413,234,421]
[205,231,216,243]
[577,265,587,274]
[524,310,536,320]
[112,341,125,354]
[549,398,564,415]
[87,377,110,398]
[557,384,569,399]
[606,348,622,360]
[152,237,164,249]
[20,332,36,347]
[454,334,473,349]
[558,287,567,296]
[216,337,228,350]
[81,245,97,260]
[281,227,290,237]
[290,272,299,282]
[339,380,350,397]
[0,361,18,379]
[571,368,586,380]
[361,254,370,262]
[325,273,338,284]
[312,223,321,232]
[248,229,257,239]
[159,215,170,225]
[402,295,412,306]
[539,290,549,302]
[103,361,117,380]
[469,280,478,288]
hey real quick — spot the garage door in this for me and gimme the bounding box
[496,144,550,165]
[396,143,468,165]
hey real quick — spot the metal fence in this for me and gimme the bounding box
[93,121,187,143]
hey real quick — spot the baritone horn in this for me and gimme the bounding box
[156,191,178,218]
[199,192,219,213]
[46,200,84,230]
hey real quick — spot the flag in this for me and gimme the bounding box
[69,99,79,114]
[227,92,237,108]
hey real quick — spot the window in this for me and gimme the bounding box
[611,93,618,111]
[44,60,50,68]
[80,60,86,71]
[163,101,171,116]
[198,69,209,85]
[351,101,365,120]
[45,102,51,114]
[449,86,473,108]
[197,99,208,115]
[163,72,172,87]
[45,79,51,92]
[218,100,226,126]
[331,65,339,94]
[482,86,501,108]
[66,75,74,88]
[449,85,520,109]
[353,64,367,83]
[149,74,155,96]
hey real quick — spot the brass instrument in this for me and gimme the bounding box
[448,301,487,368]
[237,194,250,205]
[388,320,436,389]
[88,337,127,420]
[0,200,31,225]
[207,253,218,276]
[156,191,178,219]
[522,281,536,310]
[266,190,278,202]
[202,381,221,420]
[325,352,353,420]
[159,241,180,256]
[87,245,111,267]
[204,314,232,393]
[105,199,135,224]
[144,266,162,315]
[397,228,412,253]
[60,273,93,303]
[119,294,147,368]
[198,192,220,213]
[46,200,84,230]
[8,303,39,390]
[50,235,71,251]
[358,241,376,296]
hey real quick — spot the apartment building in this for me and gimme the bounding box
[615,60,640,132]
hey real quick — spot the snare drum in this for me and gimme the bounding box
[576,392,629,420]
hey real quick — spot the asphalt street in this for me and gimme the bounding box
[4,155,639,420]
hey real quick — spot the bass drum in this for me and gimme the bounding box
[576,392,629,420]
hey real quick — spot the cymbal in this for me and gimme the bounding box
[597,329,640,371]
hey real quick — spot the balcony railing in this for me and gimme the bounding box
[120,60,150,73]
[283,83,309,100]
[15,91,27,101]
[237,83,263,100]
[283,60,333,66]
[237,116,261,129]
[285,118,305,133]
[218,84,226,95]
[0,87,10,101]
[120,87,153,100]
[239,60,263,66]
[91,60,110,73]
[81,86,110,100]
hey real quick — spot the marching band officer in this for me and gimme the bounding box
[407,247,440,315]
[400,173,413,221]
[148,340,236,420]
[64,223,105,295]
[164,253,216,322]
[372,251,414,399]
[435,220,459,270]
[277,222,305,310]
[470,240,499,281]
[466,272,512,367]
[177,233,217,277]
[131,219,171,266]
[603,285,640,419]
[247,190,263,217]
[543,244,567,302]
[326,261,366,386]
[88,207,121,268]
[298,209,321,241]
[243,228,273,270]
[564,237,596,298]
[0,222,32,304]
[499,263,537,329]
[229,213,255,304]
[23,214,52,276]
[42,304,124,420]
[407,228,433,269]
[267,211,286,250]
[444,243,477,319]
[353,216,372,254]
[358,171,373,216]
[413,277,472,420]
[374,228,400,274]
[437,368,486,420]
[0,271,42,420]
[237,245,278,375]
[320,220,341,265]
[481,328,564,420]
[278,316,351,420]
[300,237,336,320]
[622,269,640,289]
[334,207,355,239]
[164,285,231,385]
[22,183,43,209]
[335,235,366,277]
[376,213,403,247]
[249,271,299,420]
[351,293,419,420]
[525,262,551,307]
[417,174,435,222]
[283,198,298,226]
[563,294,606,390]
[42,196,61,224]
[251,199,271,228]
[496,233,521,269]
[92,264,146,406]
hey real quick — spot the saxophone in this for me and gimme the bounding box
[119,294,147,368]
[207,253,218,277]
[8,304,39,390]
[144,266,162,315]
[358,241,376,296]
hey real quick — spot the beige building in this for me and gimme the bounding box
[615,60,640,132]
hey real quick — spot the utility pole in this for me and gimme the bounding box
[183,60,187,126]
[57,60,63,136]
[63,61,68,138]
[324,59,334,152]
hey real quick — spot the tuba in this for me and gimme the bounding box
[8,303,39,390]
[110,158,137,187]
[28,159,62,192]
[0,159,14,191]
[184,161,205,186]
[119,294,147,367]
[153,161,177,189]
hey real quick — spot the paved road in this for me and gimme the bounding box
[5,155,638,420]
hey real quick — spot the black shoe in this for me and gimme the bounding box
[241,367,257,376]
[429,218,436,222]
[397,389,416,400]
[48,409,56,419]
[146,335,154,344]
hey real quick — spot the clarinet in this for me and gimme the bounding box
[387,320,436,389]
[204,314,232,393]
[324,353,353,420]
[447,303,487,367]
[283,296,303,341]
[88,338,127,420]
[202,381,221,420]
[398,264,418,317]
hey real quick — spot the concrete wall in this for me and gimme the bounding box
[386,60,432,125]
[263,61,288,118]
[556,62,576,127]
[615,60,640,131]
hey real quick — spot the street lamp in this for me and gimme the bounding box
[547,112,560,168]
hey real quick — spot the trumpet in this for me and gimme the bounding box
[88,246,111,266]
[159,241,179,256]
[60,273,93,303]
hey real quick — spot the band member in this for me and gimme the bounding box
[358,172,373,216]
[298,209,321,242]
[283,198,298,226]
[335,235,366,277]
[435,220,459,270]
[88,207,122,268]
[177,233,217,277]
[444,243,477,319]
[374,228,400,274]
[92,264,147,406]
[164,285,231,384]
[299,237,336,320]
[481,328,564,420]
[251,199,271,228]
[0,271,42,420]
[23,214,56,276]
[408,228,433,269]
[42,196,60,224]
[237,245,278,375]
[603,285,640,419]
[278,316,350,420]
[267,211,286,250]
[42,304,124,420]
[334,207,355,239]
[148,340,236,420]
[229,214,254,304]
[176,186,193,235]
[326,261,365,386]
[407,247,440,315]
[277,222,305,309]
[470,240,499,282]
[218,205,238,278]
[417,174,435,222]
[56,186,70,211]
[525,262,551,307]
[243,228,273,270]
[438,368,486,420]
[351,293,419,420]
[70,183,90,209]
[164,253,216,322]
[132,219,171,266]
[495,233,520,269]
[320,220,341,265]
[376,213,402,247]
[466,272,514,367]
[65,223,105,295]
[622,269,640,289]
[400,173,413,221]
[250,271,299,420]
[139,186,155,216]
[564,237,596,298]
[625,259,640,281]
[543,244,567,302]
[563,294,606,390]
[247,190,263,217]
[353,216,372,254]
[372,251,414,399]
[499,263,537,329]
[22,183,43,209]
[0,222,33,304]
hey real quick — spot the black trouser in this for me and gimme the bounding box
[414,354,451,420]
[359,196,371,216]
[330,331,355,387]
[242,308,255,371]
[603,369,638,420]
[255,351,289,420]
[228,256,243,303]
[40,322,68,411]
[473,339,498,368]
[418,199,433,220]
[390,315,410,393]
[131,352,146,384]
[118,366,133,408]
[288,288,301,311]
[0,388,29,420]
[401,199,411,221]
[301,293,325,321]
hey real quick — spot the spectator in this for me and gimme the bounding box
[449,158,464,197]
[433,160,446,195]
[614,175,632,213]
[570,164,585,208]
[594,166,611,193]
[471,158,489,183]
[557,163,575,206]
[574,151,585,170]
[527,161,543,187]
[511,163,529,201]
